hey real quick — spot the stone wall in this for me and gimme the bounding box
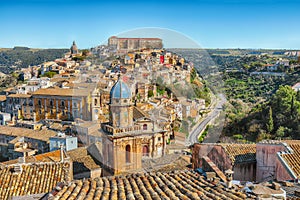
[193,143,257,181]
[234,162,256,182]
[256,143,289,182]
[192,144,232,172]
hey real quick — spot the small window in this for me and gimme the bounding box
[158,137,161,141]
[94,99,98,106]
[38,100,41,106]
[142,145,149,157]
[126,145,131,163]
[61,101,65,107]
[143,124,147,130]
[50,100,53,106]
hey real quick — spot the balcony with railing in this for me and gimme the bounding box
[102,123,143,135]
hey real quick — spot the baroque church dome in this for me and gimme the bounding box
[110,79,131,99]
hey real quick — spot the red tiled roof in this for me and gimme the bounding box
[7,94,31,98]
[220,144,256,163]
[280,140,300,177]
[0,95,6,101]
[0,161,72,199]
[2,150,62,165]
[48,170,254,199]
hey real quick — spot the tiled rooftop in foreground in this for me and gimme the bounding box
[48,170,255,200]
[0,161,72,199]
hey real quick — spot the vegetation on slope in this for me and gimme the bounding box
[0,47,69,73]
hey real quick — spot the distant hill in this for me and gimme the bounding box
[0,47,69,73]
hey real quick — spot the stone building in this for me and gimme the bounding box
[193,140,300,183]
[0,126,57,161]
[108,36,163,53]
[49,132,78,151]
[0,95,6,112]
[256,140,300,182]
[5,94,33,120]
[32,87,92,121]
[70,41,79,55]
[101,77,167,175]
[192,143,257,182]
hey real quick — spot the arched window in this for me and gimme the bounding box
[50,100,53,106]
[143,124,147,130]
[38,99,41,106]
[125,145,131,163]
[142,145,149,157]
[61,101,65,107]
[94,98,98,106]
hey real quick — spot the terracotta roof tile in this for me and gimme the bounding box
[0,126,57,142]
[280,140,300,178]
[7,94,31,98]
[32,88,90,97]
[0,95,6,101]
[48,170,255,199]
[133,106,149,120]
[0,161,71,199]
[67,147,101,174]
[220,144,256,163]
[2,150,62,165]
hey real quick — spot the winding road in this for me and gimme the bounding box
[186,93,227,146]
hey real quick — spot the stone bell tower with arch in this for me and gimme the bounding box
[101,76,167,176]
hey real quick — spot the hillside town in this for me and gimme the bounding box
[0,38,300,200]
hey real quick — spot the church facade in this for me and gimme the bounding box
[101,77,167,175]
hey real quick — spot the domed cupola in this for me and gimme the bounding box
[109,76,133,127]
[110,77,132,104]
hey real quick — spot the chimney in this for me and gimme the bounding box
[60,145,64,162]
[13,164,23,174]
[225,169,234,188]
[23,152,26,163]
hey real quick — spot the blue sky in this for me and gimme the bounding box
[0,0,300,49]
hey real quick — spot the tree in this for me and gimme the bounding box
[81,49,90,56]
[266,107,274,133]
[297,91,300,102]
[276,126,285,139]
[148,90,154,98]
[41,71,57,78]
[190,67,197,83]
[271,85,296,118]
